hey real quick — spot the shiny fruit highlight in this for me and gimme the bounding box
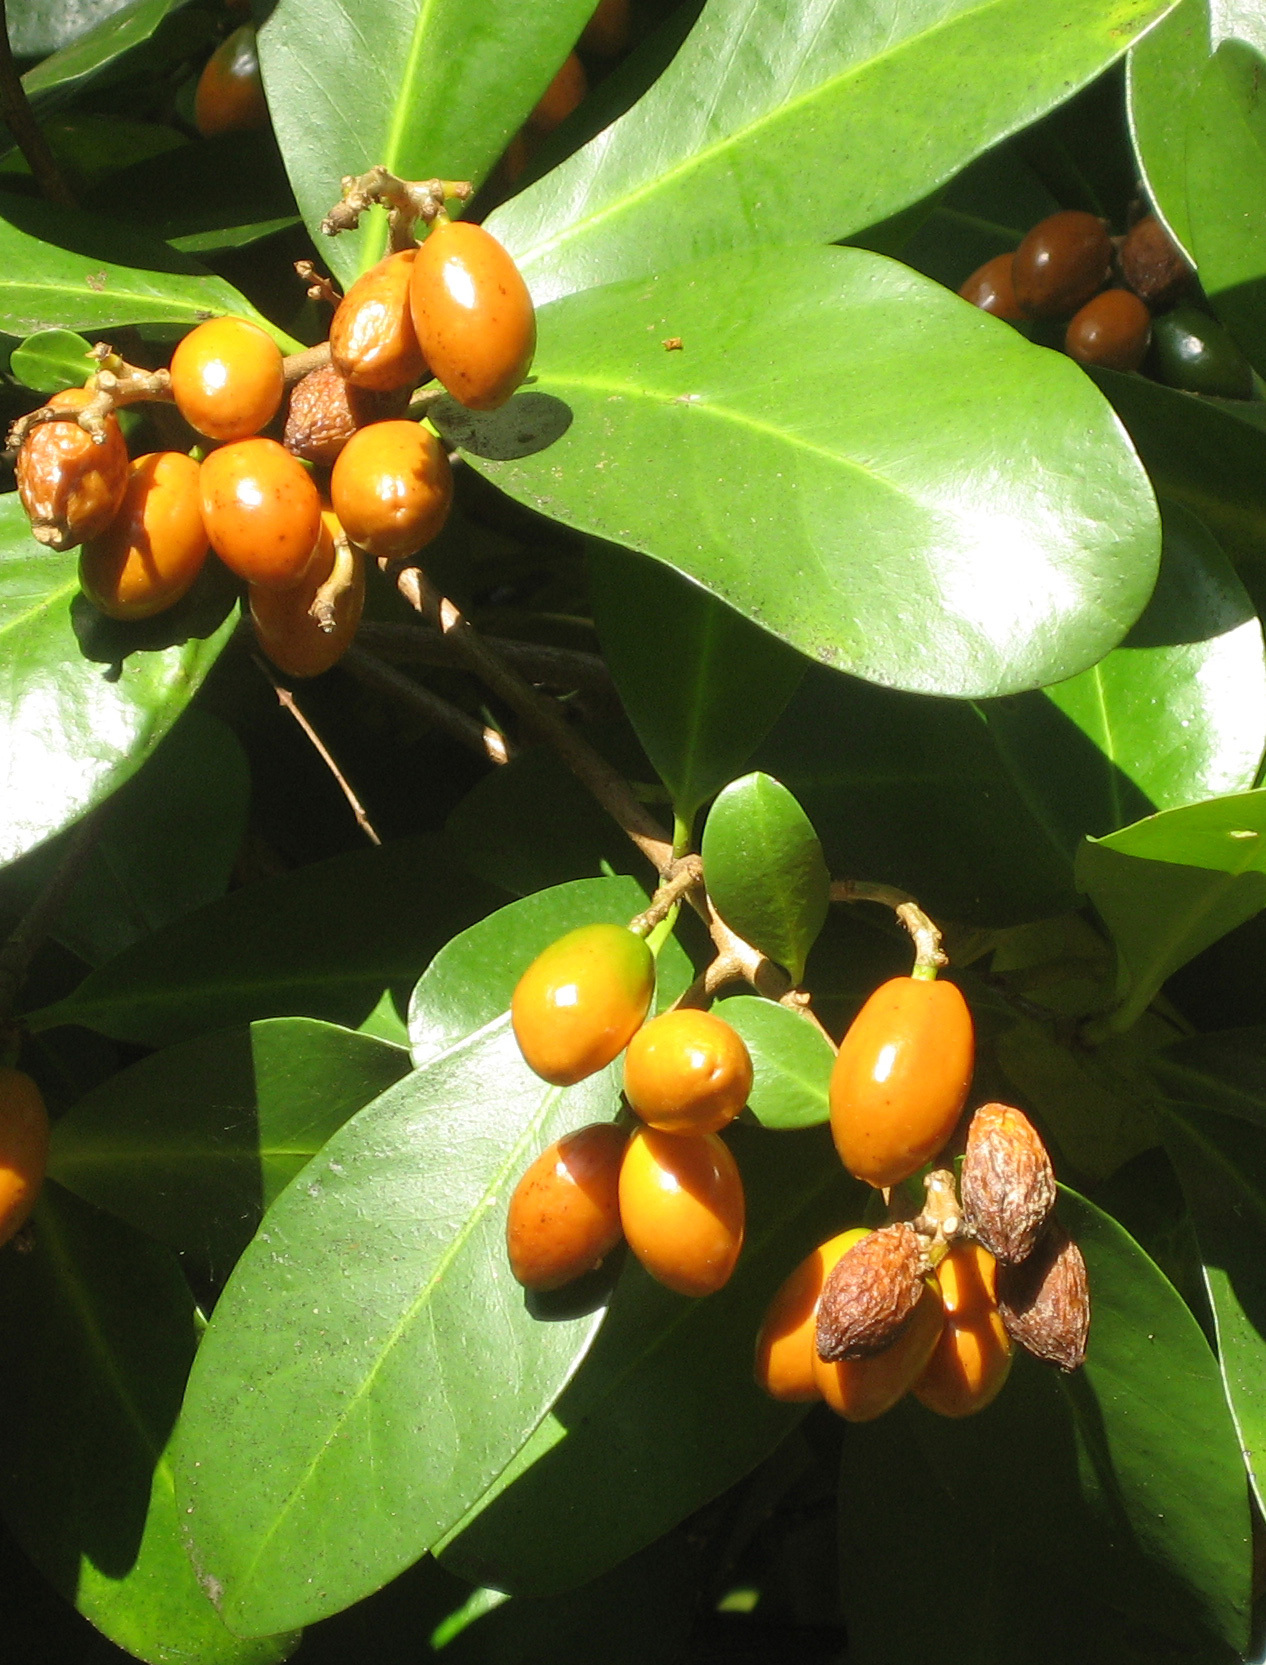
[618,1127,745,1297]
[16,388,128,551]
[171,316,285,443]
[958,253,1025,321]
[511,922,654,1087]
[79,451,209,619]
[623,1007,752,1136]
[1064,289,1152,372]
[409,220,536,411]
[506,1121,627,1290]
[329,250,429,394]
[755,1226,867,1402]
[1012,210,1112,318]
[329,419,453,561]
[200,437,322,589]
[194,23,269,137]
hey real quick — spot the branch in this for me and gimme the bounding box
[0,0,76,209]
[339,645,510,765]
[355,620,614,703]
[830,878,947,977]
[254,656,382,844]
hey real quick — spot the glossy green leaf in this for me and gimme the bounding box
[49,1019,411,1278]
[9,326,94,392]
[714,993,833,1129]
[0,115,187,187]
[0,495,238,867]
[587,541,806,826]
[7,0,140,59]
[173,1019,618,1636]
[22,0,211,112]
[898,138,1058,291]
[1077,789,1266,1034]
[490,0,1175,305]
[28,834,504,1045]
[107,132,300,256]
[258,0,599,286]
[408,875,692,1068]
[468,246,1161,699]
[0,1184,297,1665]
[438,1122,863,1596]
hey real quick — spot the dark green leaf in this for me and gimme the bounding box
[0,115,187,187]
[173,1019,618,1636]
[9,326,94,391]
[49,1019,410,1279]
[715,993,833,1130]
[469,246,1160,699]
[702,773,830,982]
[22,0,212,112]
[107,131,301,256]
[7,0,140,59]
[0,1184,296,1665]
[898,139,1058,291]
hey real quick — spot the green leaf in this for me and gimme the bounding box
[7,0,141,59]
[22,0,212,112]
[1077,789,1266,1034]
[702,773,829,982]
[106,132,300,256]
[28,834,505,1046]
[408,875,693,1068]
[8,326,94,391]
[48,1019,411,1279]
[714,993,834,1130]
[0,495,237,867]
[467,246,1161,699]
[489,0,1175,304]
[437,1122,864,1597]
[587,540,807,826]
[0,1184,297,1665]
[258,0,600,286]
[173,1019,618,1636]
[0,115,187,187]
[898,138,1058,292]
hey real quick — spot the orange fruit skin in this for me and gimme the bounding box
[171,316,284,443]
[194,24,269,138]
[829,976,974,1188]
[511,923,654,1087]
[409,221,537,411]
[329,250,430,394]
[200,437,322,590]
[1012,209,1112,318]
[79,452,209,620]
[623,1007,752,1136]
[529,52,588,133]
[0,1069,50,1248]
[813,1281,944,1422]
[16,387,128,552]
[619,1128,745,1297]
[250,508,365,677]
[329,419,453,562]
[958,253,1025,321]
[912,1242,1012,1418]
[506,1122,628,1290]
[755,1226,868,1402]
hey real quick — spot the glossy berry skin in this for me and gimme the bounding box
[829,975,974,1188]
[409,220,537,411]
[171,316,284,443]
[813,1275,943,1422]
[330,419,452,561]
[529,52,588,133]
[200,437,322,590]
[1150,304,1255,399]
[958,253,1025,321]
[756,1226,867,1402]
[330,250,429,394]
[0,1069,50,1248]
[16,388,128,551]
[194,24,269,137]
[912,1242,1011,1418]
[506,1122,627,1290]
[623,1008,752,1136]
[79,452,209,620]
[1064,289,1152,372]
[511,922,654,1087]
[250,509,364,677]
[618,1127,745,1297]
[1012,210,1112,318]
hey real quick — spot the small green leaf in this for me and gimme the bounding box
[716,994,834,1130]
[9,327,93,392]
[702,773,829,982]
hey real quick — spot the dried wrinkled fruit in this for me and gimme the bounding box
[960,1101,1057,1266]
[329,250,429,393]
[815,1221,928,1363]
[814,1282,943,1422]
[283,364,406,467]
[16,387,128,551]
[1119,213,1190,311]
[997,1221,1089,1371]
[507,1122,627,1290]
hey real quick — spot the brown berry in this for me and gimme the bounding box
[329,250,430,394]
[529,52,587,134]
[958,253,1025,321]
[1012,210,1112,318]
[506,1122,627,1290]
[960,1102,1057,1266]
[16,388,128,551]
[815,1221,929,1363]
[1119,213,1191,311]
[1064,289,1152,372]
[997,1222,1090,1372]
[283,363,406,467]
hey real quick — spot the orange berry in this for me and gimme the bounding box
[79,451,209,620]
[506,1122,627,1290]
[329,419,453,561]
[171,316,284,443]
[194,23,269,138]
[329,250,430,394]
[528,52,588,134]
[813,1278,944,1422]
[912,1242,1012,1418]
[409,220,536,411]
[511,923,654,1087]
[755,1226,867,1402]
[958,253,1025,321]
[0,1069,50,1247]
[16,387,128,551]
[1064,288,1152,372]
[829,976,974,1188]
[250,508,364,677]
[200,437,322,589]
[618,1127,745,1297]
[623,1007,752,1136]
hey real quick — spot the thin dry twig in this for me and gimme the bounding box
[254,655,382,845]
[340,645,509,766]
[0,0,76,209]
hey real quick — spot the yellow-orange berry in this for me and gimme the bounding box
[194,24,269,137]
[511,923,654,1087]
[506,1122,627,1290]
[912,1242,1012,1418]
[200,437,322,589]
[619,1127,745,1297]
[623,1007,752,1135]
[409,220,536,411]
[170,316,284,443]
[16,387,128,551]
[79,451,209,620]
[0,1069,49,1247]
[813,1278,944,1422]
[329,419,453,561]
[249,508,364,677]
[755,1227,867,1403]
[330,250,430,394]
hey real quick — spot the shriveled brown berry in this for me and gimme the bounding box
[329,250,429,394]
[16,388,128,551]
[960,1102,1057,1266]
[958,253,1025,321]
[815,1221,928,1363]
[1012,210,1112,318]
[283,364,407,467]
[1064,289,1152,372]
[997,1222,1089,1371]
[1119,213,1191,311]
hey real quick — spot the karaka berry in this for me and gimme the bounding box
[194,23,269,137]
[755,1226,864,1403]
[170,316,285,442]
[283,363,405,467]
[506,1121,627,1290]
[958,253,1025,321]
[16,387,128,551]
[329,249,429,393]
[1150,304,1255,399]
[409,219,537,410]
[1064,289,1152,372]
[618,1126,745,1297]
[1012,210,1112,318]
[912,1241,1011,1418]
[329,419,453,561]
[1119,213,1190,311]
[79,451,208,620]
[623,1007,752,1136]
[200,437,322,589]
[0,1068,50,1248]
[511,922,654,1087]
[829,975,974,1188]
[250,508,364,677]
[528,52,588,134]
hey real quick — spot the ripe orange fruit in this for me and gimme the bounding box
[250,508,364,677]
[409,220,536,411]
[506,1122,627,1290]
[171,316,284,443]
[16,387,128,551]
[0,1069,50,1248]
[79,451,209,619]
[329,419,453,562]
[755,1226,867,1402]
[912,1241,1012,1418]
[200,437,322,589]
[623,1007,752,1135]
[194,23,269,137]
[618,1127,745,1297]
[813,1276,943,1422]
[329,250,429,393]
[511,922,654,1087]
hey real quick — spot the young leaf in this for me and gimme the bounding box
[702,773,829,982]
[8,327,94,392]
[715,993,834,1130]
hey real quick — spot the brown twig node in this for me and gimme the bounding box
[7,346,173,449]
[295,260,343,308]
[321,168,474,252]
